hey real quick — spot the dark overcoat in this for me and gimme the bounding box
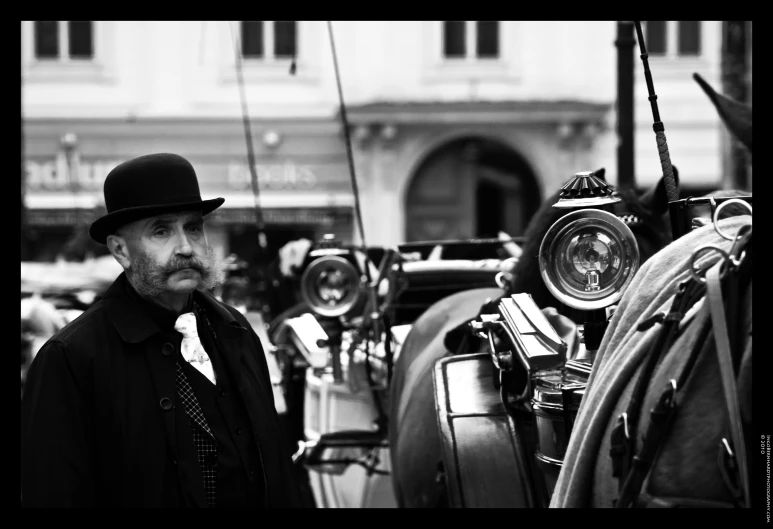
[21,273,304,508]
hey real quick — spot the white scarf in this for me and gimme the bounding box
[175,312,217,385]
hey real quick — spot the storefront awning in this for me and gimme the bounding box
[25,194,354,228]
[25,192,355,210]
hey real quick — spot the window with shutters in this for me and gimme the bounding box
[442,21,500,60]
[221,21,319,84]
[645,21,702,58]
[33,21,94,61]
[23,20,110,83]
[240,21,297,61]
[426,20,512,83]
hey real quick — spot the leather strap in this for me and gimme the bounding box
[706,261,750,508]
[610,279,704,489]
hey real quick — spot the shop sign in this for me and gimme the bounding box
[25,158,325,193]
[24,158,123,193]
[25,209,79,226]
[24,157,334,196]
[25,209,102,226]
[26,207,352,228]
[226,161,318,191]
[209,207,352,226]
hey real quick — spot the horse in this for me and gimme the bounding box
[551,211,752,508]
[387,169,677,508]
[548,74,753,508]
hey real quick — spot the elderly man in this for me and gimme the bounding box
[21,153,304,508]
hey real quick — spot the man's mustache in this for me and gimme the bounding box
[163,257,207,276]
[127,244,225,298]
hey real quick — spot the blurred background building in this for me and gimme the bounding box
[21,21,752,267]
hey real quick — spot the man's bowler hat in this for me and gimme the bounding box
[89,153,225,244]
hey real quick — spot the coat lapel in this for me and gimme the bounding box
[210,323,251,404]
[205,309,269,420]
[196,294,275,499]
[215,327,275,508]
[193,290,249,388]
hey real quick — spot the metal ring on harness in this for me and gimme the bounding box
[726,223,752,269]
[712,199,752,240]
[689,245,730,284]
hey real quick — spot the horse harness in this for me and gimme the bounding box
[609,221,752,508]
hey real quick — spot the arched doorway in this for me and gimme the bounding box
[405,137,541,242]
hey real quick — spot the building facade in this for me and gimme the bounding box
[22,20,735,262]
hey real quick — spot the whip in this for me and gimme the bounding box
[633,21,681,236]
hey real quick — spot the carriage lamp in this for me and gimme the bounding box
[300,253,363,385]
[300,255,364,318]
[539,171,640,351]
[552,170,620,210]
[539,209,639,311]
[296,234,376,384]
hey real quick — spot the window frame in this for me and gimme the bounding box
[33,21,94,62]
[22,20,113,84]
[240,20,297,63]
[645,21,702,59]
[638,21,715,82]
[441,20,501,62]
[424,20,515,84]
[219,21,319,85]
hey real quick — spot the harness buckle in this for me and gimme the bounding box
[721,438,734,458]
[718,437,745,507]
[725,223,752,273]
[610,413,632,478]
[621,412,630,439]
[650,380,678,424]
[637,312,665,331]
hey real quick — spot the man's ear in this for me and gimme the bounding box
[106,233,131,270]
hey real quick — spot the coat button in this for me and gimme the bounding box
[249,468,255,477]
[218,387,226,397]
[159,397,173,410]
[235,426,243,435]
[161,343,174,356]
[172,459,178,466]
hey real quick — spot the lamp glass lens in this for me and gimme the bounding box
[317,269,353,305]
[539,209,639,310]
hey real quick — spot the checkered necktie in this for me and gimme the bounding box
[176,364,217,508]
[175,313,217,385]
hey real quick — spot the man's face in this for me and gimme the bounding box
[119,211,224,297]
